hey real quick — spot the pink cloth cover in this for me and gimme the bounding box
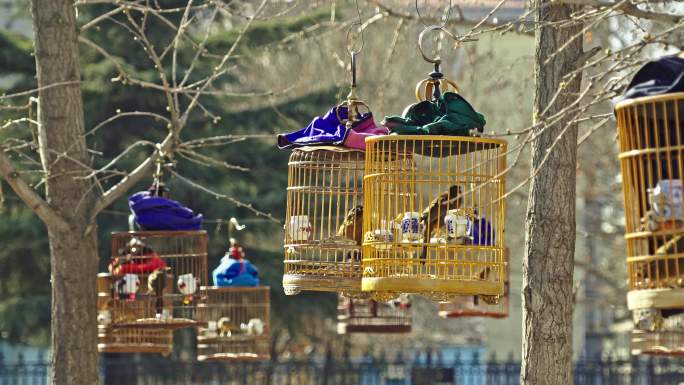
[343,117,389,150]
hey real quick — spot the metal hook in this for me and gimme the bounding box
[346,0,364,55]
[415,0,453,29]
[228,217,246,246]
[346,22,364,56]
[418,25,455,65]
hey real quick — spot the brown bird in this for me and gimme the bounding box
[338,205,363,261]
[421,185,463,259]
[147,267,170,317]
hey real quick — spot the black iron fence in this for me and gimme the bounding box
[1,351,684,385]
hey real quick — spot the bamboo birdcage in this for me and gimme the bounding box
[438,249,510,319]
[616,92,684,355]
[362,136,507,301]
[97,274,173,354]
[337,294,412,334]
[106,231,208,329]
[196,286,270,362]
[283,147,366,296]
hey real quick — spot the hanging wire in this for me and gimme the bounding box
[337,0,369,127]
[415,0,453,29]
[346,0,364,56]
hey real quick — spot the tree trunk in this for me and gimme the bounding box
[30,0,99,384]
[521,1,583,384]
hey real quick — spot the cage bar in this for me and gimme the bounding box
[362,135,507,301]
[106,231,208,329]
[283,147,366,296]
[337,294,412,334]
[616,93,684,355]
[438,249,510,319]
[96,274,173,354]
[196,286,270,362]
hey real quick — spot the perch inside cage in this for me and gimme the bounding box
[615,92,684,354]
[97,273,173,354]
[337,294,412,334]
[362,135,507,301]
[104,230,208,329]
[196,286,270,362]
[438,249,510,319]
[283,147,366,296]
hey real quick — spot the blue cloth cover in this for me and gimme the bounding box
[213,254,260,287]
[129,191,203,231]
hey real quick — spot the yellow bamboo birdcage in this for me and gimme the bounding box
[105,230,208,329]
[283,147,366,296]
[615,92,684,355]
[362,135,507,301]
[337,294,412,334]
[196,286,270,362]
[96,274,173,354]
[438,248,510,319]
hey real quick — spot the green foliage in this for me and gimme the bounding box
[0,30,33,74]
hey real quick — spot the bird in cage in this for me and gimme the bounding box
[337,205,364,261]
[147,266,171,320]
[217,317,239,337]
[421,185,463,259]
[240,318,265,336]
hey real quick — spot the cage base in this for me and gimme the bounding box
[627,288,684,311]
[337,323,411,334]
[112,318,200,330]
[197,353,269,362]
[632,330,684,356]
[98,343,172,355]
[438,310,507,319]
[361,277,502,299]
[283,274,361,295]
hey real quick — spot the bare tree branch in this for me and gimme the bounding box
[0,150,68,231]
[560,0,684,23]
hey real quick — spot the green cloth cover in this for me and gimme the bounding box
[384,92,486,136]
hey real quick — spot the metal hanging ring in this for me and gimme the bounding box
[415,0,453,28]
[418,25,455,65]
[346,21,364,56]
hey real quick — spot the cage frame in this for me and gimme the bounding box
[336,294,412,334]
[196,285,271,362]
[283,146,367,297]
[361,135,507,301]
[615,92,684,355]
[97,273,174,355]
[438,249,510,319]
[106,230,208,329]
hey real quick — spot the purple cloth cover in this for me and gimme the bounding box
[129,191,203,231]
[277,106,387,150]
